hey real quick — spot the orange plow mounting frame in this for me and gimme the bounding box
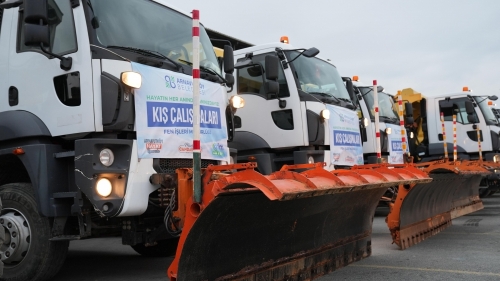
[167,162,430,281]
[386,160,489,250]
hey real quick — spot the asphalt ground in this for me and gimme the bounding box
[53,193,500,281]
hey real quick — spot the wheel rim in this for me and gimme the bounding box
[0,208,31,267]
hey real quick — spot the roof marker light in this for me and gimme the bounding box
[280,36,289,44]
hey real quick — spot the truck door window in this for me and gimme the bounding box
[237,53,290,99]
[18,0,78,55]
[439,97,478,124]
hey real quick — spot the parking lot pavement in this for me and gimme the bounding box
[319,193,500,281]
[53,193,500,281]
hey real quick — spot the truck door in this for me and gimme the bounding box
[6,1,94,136]
[234,52,305,148]
[436,97,480,154]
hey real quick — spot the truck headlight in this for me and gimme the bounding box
[230,95,245,109]
[99,148,115,167]
[363,118,369,127]
[308,156,314,164]
[385,127,392,135]
[121,71,142,89]
[494,155,500,163]
[96,178,112,197]
[320,109,330,120]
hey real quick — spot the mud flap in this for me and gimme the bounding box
[386,160,488,250]
[167,163,431,280]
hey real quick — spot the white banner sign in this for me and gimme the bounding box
[387,124,406,164]
[132,62,229,161]
[327,105,364,166]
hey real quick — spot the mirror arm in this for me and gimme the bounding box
[39,43,72,71]
[282,51,304,68]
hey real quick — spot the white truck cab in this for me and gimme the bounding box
[0,0,236,280]
[399,88,500,196]
[228,42,362,174]
[353,81,409,164]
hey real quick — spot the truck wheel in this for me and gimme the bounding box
[0,183,69,281]
[0,197,4,277]
[131,238,179,257]
[479,188,491,198]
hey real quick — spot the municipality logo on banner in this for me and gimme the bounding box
[327,105,364,166]
[132,62,229,161]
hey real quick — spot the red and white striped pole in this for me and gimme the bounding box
[192,10,202,203]
[397,92,407,160]
[440,112,448,160]
[477,126,483,161]
[374,80,382,163]
[453,115,457,162]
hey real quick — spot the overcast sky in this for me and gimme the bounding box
[173,0,500,97]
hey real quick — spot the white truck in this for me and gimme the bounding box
[0,0,237,280]
[352,80,410,164]
[399,88,500,196]
[228,42,364,174]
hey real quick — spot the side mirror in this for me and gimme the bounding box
[342,77,354,101]
[24,0,48,24]
[377,86,384,93]
[405,102,414,124]
[264,55,282,106]
[465,100,475,115]
[223,45,234,74]
[22,0,72,71]
[24,24,50,46]
[225,73,234,88]
[23,0,49,47]
[265,55,279,80]
[302,47,320,58]
[489,95,499,101]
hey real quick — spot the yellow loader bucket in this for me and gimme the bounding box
[386,160,489,250]
[164,162,430,280]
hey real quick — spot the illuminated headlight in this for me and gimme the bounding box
[230,95,245,109]
[385,127,392,135]
[320,109,330,120]
[494,155,500,163]
[308,156,314,164]
[410,132,414,139]
[363,118,369,127]
[121,71,142,89]
[99,148,115,167]
[96,178,112,197]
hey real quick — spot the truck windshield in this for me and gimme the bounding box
[474,96,499,126]
[360,88,399,122]
[88,0,221,75]
[286,51,352,103]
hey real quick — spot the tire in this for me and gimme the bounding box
[0,183,69,281]
[479,188,491,198]
[131,238,179,257]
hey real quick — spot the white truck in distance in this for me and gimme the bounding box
[228,42,363,174]
[353,80,409,164]
[0,0,237,280]
[399,88,500,196]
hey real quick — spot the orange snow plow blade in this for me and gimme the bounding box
[164,162,430,281]
[386,160,489,250]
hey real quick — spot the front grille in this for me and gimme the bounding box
[157,158,217,174]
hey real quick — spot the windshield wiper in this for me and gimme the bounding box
[106,46,183,71]
[178,59,226,83]
[308,92,341,104]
